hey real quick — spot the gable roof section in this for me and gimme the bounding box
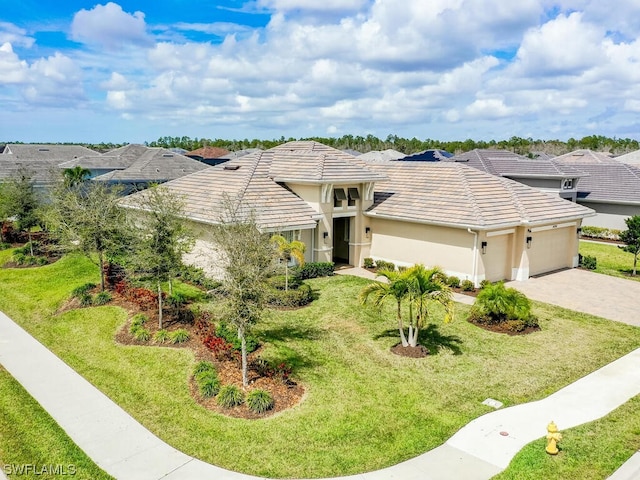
[121,150,321,231]
[444,149,584,179]
[615,149,640,164]
[92,147,208,183]
[2,144,98,159]
[553,150,640,205]
[365,162,594,229]
[266,141,387,183]
[186,146,229,159]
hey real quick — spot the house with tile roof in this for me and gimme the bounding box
[440,149,585,201]
[60,144,209,193]
[123,141,594,284]
[185,146,231,166]
[553,150,640,230]
[615,149,640,165]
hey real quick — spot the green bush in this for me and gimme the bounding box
[166,292,187,308]
[296,262,334,279]
[216,322,259,352]
[129,314,148,334]
[363,257,375,268]
[71,283,97,298]
[154,329,170,344]
[579,254,597,270]
[133,328,151,342]
[178,264,222,290]
[93,291,112,305]
[266,283,313,308]
[0,242,11,250]
[375,260,395,272]
[580,226,621,240]
[479,279,492,290]
[397,265,408,272]
[217,385,245,408]
[170,329,190,344]
[36,256,48,266]
[469,281,538,328]
[193,361,216,377]
[246,389,274,413]
[446,275,461,288]
[461,279,475,291]
[267,274,302,290]
[194,363,221,398]
[79,293,93,307]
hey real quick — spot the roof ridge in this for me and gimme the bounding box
[237,151,262,201]
[475,150,495,176]
[456,166,486,226]
[502,178,530,221]
[314,153,327,180]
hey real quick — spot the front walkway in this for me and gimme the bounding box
[1,306,639,479]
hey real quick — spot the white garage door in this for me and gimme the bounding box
[482,234,512,281]
[528,227,573,276]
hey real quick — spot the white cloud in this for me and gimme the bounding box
[465,98,514,119]
[0,22,35,48]
[71,2,151,49]
[0,42,29,84]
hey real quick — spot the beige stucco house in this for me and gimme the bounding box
[122,141,595,285]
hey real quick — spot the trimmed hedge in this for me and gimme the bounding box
[266,283,313,308]
[295,262,334,279]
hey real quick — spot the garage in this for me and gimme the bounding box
[482,232,513,282]
[527,224,575,276]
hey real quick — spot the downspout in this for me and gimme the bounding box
[467,228,478,287]
[311,224,316,263]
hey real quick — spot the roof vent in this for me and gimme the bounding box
[156,168,160,172]
[162,154,173,157]
[38,148,49,152]
[224,165,240,170]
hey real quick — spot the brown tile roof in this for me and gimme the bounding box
[186,146,229,159]
[444,149,584,178]
[365,162,594,229]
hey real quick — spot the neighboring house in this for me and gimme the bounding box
[185,146,231,166]
[440,149,585,201]
[71,144,210,194]
[358,149,406,162]
[0,144,99,190]
[615,149,640,165]
[123,141,594,285]
[553,150,640,230]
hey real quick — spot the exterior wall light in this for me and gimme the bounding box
[481,241,487,254]
[323,231,329,243]
[526,236,533,249]
[365,227,371,237]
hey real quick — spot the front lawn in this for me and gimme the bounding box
[1,255,640,478]
[580,240,640,281]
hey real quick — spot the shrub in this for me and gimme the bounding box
[216,322,259,352]
[469,282,536,326]
[0,242,10,250]
[217,385,245,408]
[170,329,190,344]
[249,358,292,383]
[12,252,26,265]
[579,254,597,270]
[127,287,160,310]
[363,257,375,268]
[36,256,48,266]
[71,283,97,298]
[461,279,475,291]
[479,279,492,290]
[93,291,112,305]
[133,328,151,342]
[296,262,335,279]
[265,283,313,308]
[193,363,221,398]
[397,265,408,272]
[267,274,302,290]
[375,260,395,272]
[446,275,461,288]
[580,226,621,240]
[178,264,222,290]
[166,292,187,308]
[203,335,234,360]
[131,313,148,328]
[154,329,170,344]
[193,361,215,376]
[79,293,93,307]
[246,389,274,413]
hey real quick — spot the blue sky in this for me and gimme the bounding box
[1,1,640,143]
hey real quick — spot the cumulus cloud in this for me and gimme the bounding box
[0,43,29,84]
[71,2,152,49]
[0,22,35,48]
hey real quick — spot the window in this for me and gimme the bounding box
[348,188,360,206]
[562,178,573,190]
[334,188,347,207]
[281,230,301,242]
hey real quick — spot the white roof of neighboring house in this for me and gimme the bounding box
[614,149,640,164]
[359,149,407,162]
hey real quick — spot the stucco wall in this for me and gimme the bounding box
[578,201,640,230]
[369,218,474,279]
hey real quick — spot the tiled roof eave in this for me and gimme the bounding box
[270,176,387,184]
[364,210,521,231]
[502,173,585,179]
[578,198,640,206]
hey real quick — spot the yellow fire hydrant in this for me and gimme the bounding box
[545,421,562,455]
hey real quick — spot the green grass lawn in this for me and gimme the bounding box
[0,366,113,480]
[580,240,640,281]
[1,253,640,478]
[494,395,640,480]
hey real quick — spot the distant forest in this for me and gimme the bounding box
[5,134,640,156]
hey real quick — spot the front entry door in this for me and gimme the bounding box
[332,217,350,265]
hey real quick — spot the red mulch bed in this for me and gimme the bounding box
[390,343,430,358]
[467,319,541,336]
[62,286,305,419]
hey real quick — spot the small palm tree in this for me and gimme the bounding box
[404,265,454,347]
[472,282,532,323]
[63,166,91,188]
[271,234,306,291]
[359,268,411,347]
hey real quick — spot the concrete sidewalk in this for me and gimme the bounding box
[1,309,639,480]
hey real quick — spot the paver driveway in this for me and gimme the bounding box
[507,268,640,327]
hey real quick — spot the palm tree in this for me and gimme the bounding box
[359,268,411,347]
[405,265,454,347]
[63,166,91,187]
[472,282,531,323]
[271,234,306,291]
